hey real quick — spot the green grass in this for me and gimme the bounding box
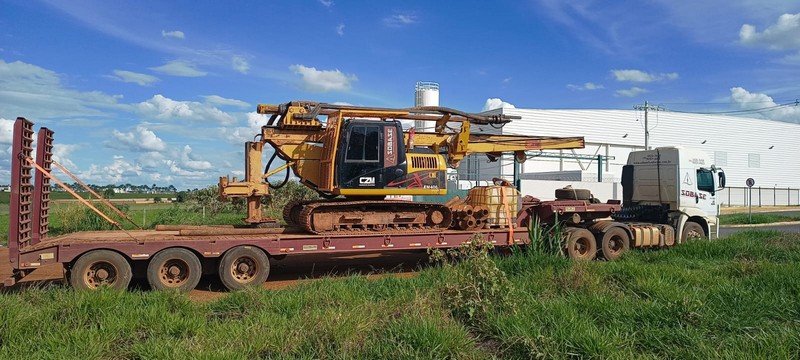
[720,212,800,225]
[1,203,243,246]
[1,231,799,358]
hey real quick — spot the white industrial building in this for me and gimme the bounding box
[411,81,799,207]
[469,108,800,207]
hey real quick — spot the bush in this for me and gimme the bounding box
[51,203,131,235]
[430,234,516,325]
[528,214,564,256]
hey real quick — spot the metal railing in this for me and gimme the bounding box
[719,186,800,207]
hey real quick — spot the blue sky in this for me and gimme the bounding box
[1,0,799,189]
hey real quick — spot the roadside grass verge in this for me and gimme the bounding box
[0,230,798,358]
[719,212,800,225]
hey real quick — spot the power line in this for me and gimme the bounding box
[667,101,798,115]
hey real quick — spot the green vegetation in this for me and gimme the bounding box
[1,230,798,358]
[719,212,800,225]
[1,182,317,245]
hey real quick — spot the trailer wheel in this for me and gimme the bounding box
[682,222,706,242]
[146,248,202,292]
[564,228,597,260]
[69,250,132,290]
[218,246,270,291]
[600,227,630,261]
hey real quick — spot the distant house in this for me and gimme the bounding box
[0,185,10,192]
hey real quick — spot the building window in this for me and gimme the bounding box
[714,151,727,167]
[748,153,760,168]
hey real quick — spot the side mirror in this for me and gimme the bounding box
[717,170,726,189]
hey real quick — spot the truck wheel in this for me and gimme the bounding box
[600,227,630,261]
[682,222,706,242]
[564,228,597,260]
[147,248,202,292]
[555,188,592,200]
[69,250,132,290]
[218,246,270,291]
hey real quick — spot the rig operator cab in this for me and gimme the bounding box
[620,147,726,241]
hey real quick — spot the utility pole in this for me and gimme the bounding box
[633,101,664,150]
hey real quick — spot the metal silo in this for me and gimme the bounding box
[414,81,439,132]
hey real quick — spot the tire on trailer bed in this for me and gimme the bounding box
[146,247,202,292]
[682,221,706,242]
[69,250,132,290]
[564,228,597,261]
[218,246,271,291]
[599,227,630,261]
[554,187,593,201]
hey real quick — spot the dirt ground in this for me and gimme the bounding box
[0,247,429,301]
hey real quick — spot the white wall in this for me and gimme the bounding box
[485,108,800,190]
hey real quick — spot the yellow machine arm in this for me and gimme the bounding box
[219,101,585,224]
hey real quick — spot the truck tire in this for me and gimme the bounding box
[555,188,592,201]
[218,246,270,291]
[69,250,132,291]
[147,248,202,292]
[599,227,630,261]
[682,222,706,242]
[564,228,597,260]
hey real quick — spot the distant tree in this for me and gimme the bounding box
[176,191,187,203]
[102,188,115,198]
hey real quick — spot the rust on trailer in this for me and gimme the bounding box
[14,227,530,272]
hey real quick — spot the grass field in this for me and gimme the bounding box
[0,230,798,358]
[0,202,242,246]
[719,213,800,225]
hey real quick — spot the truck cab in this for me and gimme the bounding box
[622,147,726,240]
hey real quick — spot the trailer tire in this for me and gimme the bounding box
[147,248,202,292]
[69,250,132,291]
[555,188,592,200]
[600,227,630,261]
[218,246,270,291]
[564,228,597,260]
[682,222,706,242]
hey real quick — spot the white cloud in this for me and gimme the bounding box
[0,118,13,145]
[0,60,123,119]
[482,98,516,111]
[383,13,417,27]
[150,60,207,77]
[137,152,166,170]
[730,87,800,123]
[137,94,236,125]
[232,55,249,74]
[567,82,604,90]
[320,0,334,7]
[611,69,679,83]
[503,77,512,84]
[109,125,167,152]
[289,64,357,92]
[739,13,800,50]
[161,30,185,39]
[79,157,143,184]
[180,145,213,170]
[615,87,649,97]
[202,95,250,108]
[110,70,159,86]
[52,143,80,170]
[336,24,345,36]
[219,111,267,144]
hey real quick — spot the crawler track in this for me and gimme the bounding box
[294,200,454,234]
